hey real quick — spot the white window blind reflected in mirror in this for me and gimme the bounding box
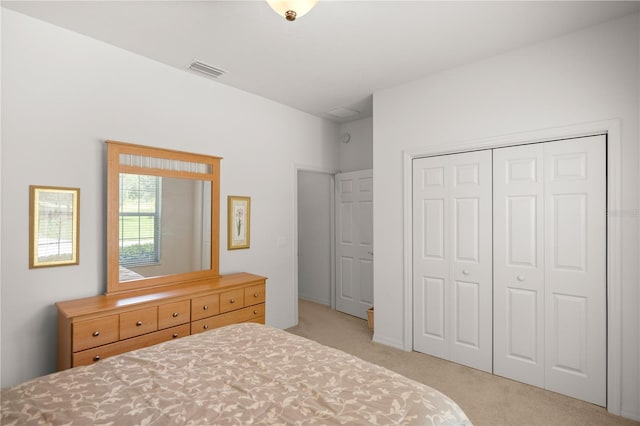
[119,173,161,268]
[119,153,212,174]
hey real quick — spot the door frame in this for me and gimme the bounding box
[293,164,338,324]
[402,119,622,415]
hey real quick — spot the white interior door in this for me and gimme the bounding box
[493,143,546,387]
[335,170,373,319]
[412,155,451,360]
[449,152,493,372]
[413,150,493,373]
[493,135,606,406]
[543,136,606,406]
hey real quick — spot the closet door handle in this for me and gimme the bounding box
[517,275,525,282]
[462,269,470,275]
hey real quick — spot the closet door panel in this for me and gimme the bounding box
[413,157,450,360]
[493,144,545,387]
[453,279,480,347]
[449,151,492,373]
[507,288,538,361]
[507,195,538,267]
[422,276,446,339]
[544,135,606,406]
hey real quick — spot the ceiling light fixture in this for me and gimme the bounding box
[266,0,318,21]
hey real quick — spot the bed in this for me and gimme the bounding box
[1,323,471,425]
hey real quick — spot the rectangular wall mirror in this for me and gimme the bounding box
[106,141,221,294]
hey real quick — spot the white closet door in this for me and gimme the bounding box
[544,135,606,406]
[493,135,606,406]
[449,152,493,372]
[413,155,451,361]
[493,144,545,386]
[413,150,492,372]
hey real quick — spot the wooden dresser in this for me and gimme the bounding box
[56,272,266,371]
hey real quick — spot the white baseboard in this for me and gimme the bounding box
[621,409,640,422]
[372,333,406,351]
[298,295,330,306]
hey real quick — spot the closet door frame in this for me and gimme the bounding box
[403,119,622,415]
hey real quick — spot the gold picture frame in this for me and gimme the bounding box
[227,196,250,250]
[29,185,80,268]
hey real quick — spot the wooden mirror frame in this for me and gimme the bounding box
[106,140,221,294]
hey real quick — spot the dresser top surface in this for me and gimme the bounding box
[56,272,266,318]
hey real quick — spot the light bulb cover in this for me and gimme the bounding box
[266,0,318,21]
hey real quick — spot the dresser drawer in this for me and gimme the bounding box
[191,304,265,335]
[120,306,158,339]
[73,315,119,352]
[73,323,190,367]
[158,300,190,329]
[220,288,244,313]
[245,303,265,322]
[191,293,220,321]
[244,284,265,307]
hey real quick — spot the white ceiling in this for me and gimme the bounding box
[4,1,639,123]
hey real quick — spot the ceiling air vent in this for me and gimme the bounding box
[327,107,360,119]
[188,60,226,79]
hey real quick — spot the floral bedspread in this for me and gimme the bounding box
[1,322,471,425]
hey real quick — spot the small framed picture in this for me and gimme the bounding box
[29,185,80,268]
[227,196,251,250]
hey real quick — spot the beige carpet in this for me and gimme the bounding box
[286,299,639,426]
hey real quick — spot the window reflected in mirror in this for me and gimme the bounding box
[118,173,212,281]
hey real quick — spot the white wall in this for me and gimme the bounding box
[637,13,640,419]
[373,13,640,420]
[0,5,4,387]
[337,117,373,172]
[297,171,332,305]
[0,9,339,387]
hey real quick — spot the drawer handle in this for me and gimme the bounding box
[92,331,100,337]
[136,321,143,327]
[172,333,179,338]
[172,312,179,318]
[230,299,236,304]
[253,310,258,315]
[517,275,525,282]
[203,324,209,330]
[462,269,470,275]
[203,305,209,311]
[253,293,259,298]
[93,355,101,362]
